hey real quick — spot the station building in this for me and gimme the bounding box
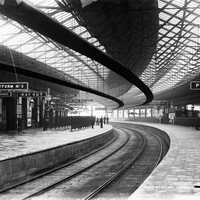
[0,0,199,131]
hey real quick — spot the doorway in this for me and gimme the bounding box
[5,97,17,131]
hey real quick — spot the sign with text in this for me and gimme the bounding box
[0,82,29,91]
[0,92,11,97]
[17,91,47,97]
[0,91,47,97]
[190,81,200,90]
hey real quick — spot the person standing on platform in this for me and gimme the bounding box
[96,118,99,126]
[103,116,106,124]
[100,117,103,128]
[92,117,95,129]
[195,112,200,130]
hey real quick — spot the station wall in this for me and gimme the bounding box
[111,103,200,127]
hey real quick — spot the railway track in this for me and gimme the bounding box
[0,123,169,200]
[0,131,119,194]
[0,128,140,200]
[83,126,166,200]
[83,128,147,200]
[91,123,170,200]
[23,128,145,200]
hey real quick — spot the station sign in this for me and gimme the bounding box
[0,92,11,97]
[17,91,47,97]
[0,91,47,97]
[190,81,200,90]
[0,82,29,91]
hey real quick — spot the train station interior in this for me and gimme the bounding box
[0,0,200,199]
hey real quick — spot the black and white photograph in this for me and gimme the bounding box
[0,0,200,199]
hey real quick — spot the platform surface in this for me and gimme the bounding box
[113,121,200,200]
[0,125,112,161]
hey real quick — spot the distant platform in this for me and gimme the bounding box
[112,121,200,200]
[0,125,112,161]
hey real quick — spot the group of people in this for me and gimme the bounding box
[96,116,109,128]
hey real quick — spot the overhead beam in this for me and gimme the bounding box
[0,0,153,105]
[0,60,123,108]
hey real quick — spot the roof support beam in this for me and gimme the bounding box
[0,60,123,108]
[0,0,152,105]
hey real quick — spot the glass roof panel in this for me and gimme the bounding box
[0,0,200,103]
[141,0,200,95]
[0,0,110,95]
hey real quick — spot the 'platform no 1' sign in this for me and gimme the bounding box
[190,81,200,90]
[0,82,29,91]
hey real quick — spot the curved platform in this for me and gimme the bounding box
[0,125,112,161]
[0,125,113,190]
[113,121,200,200]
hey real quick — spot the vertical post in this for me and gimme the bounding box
[144,107,147,118]
[17,95,22,132]
[91,105,93,116]
[133,108,135,119]
[139,108,141,118]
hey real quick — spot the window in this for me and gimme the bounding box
[146,108,152,117]
[128,109,134,117]
[152,108,159,118]
[113,110,117,118]
[124,110,128,118]
[140,109,145,118]
[118,110,123,118]
[135,109,139,117]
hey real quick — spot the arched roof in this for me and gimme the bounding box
[0,0,200,107]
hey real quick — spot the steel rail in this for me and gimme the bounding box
[0,0,153,105]
[83,128,146,200]
[0,129,119,193]
[83,125,164,200]
[22,129,130,200]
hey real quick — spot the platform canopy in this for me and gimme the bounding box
[0,0,199,107]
